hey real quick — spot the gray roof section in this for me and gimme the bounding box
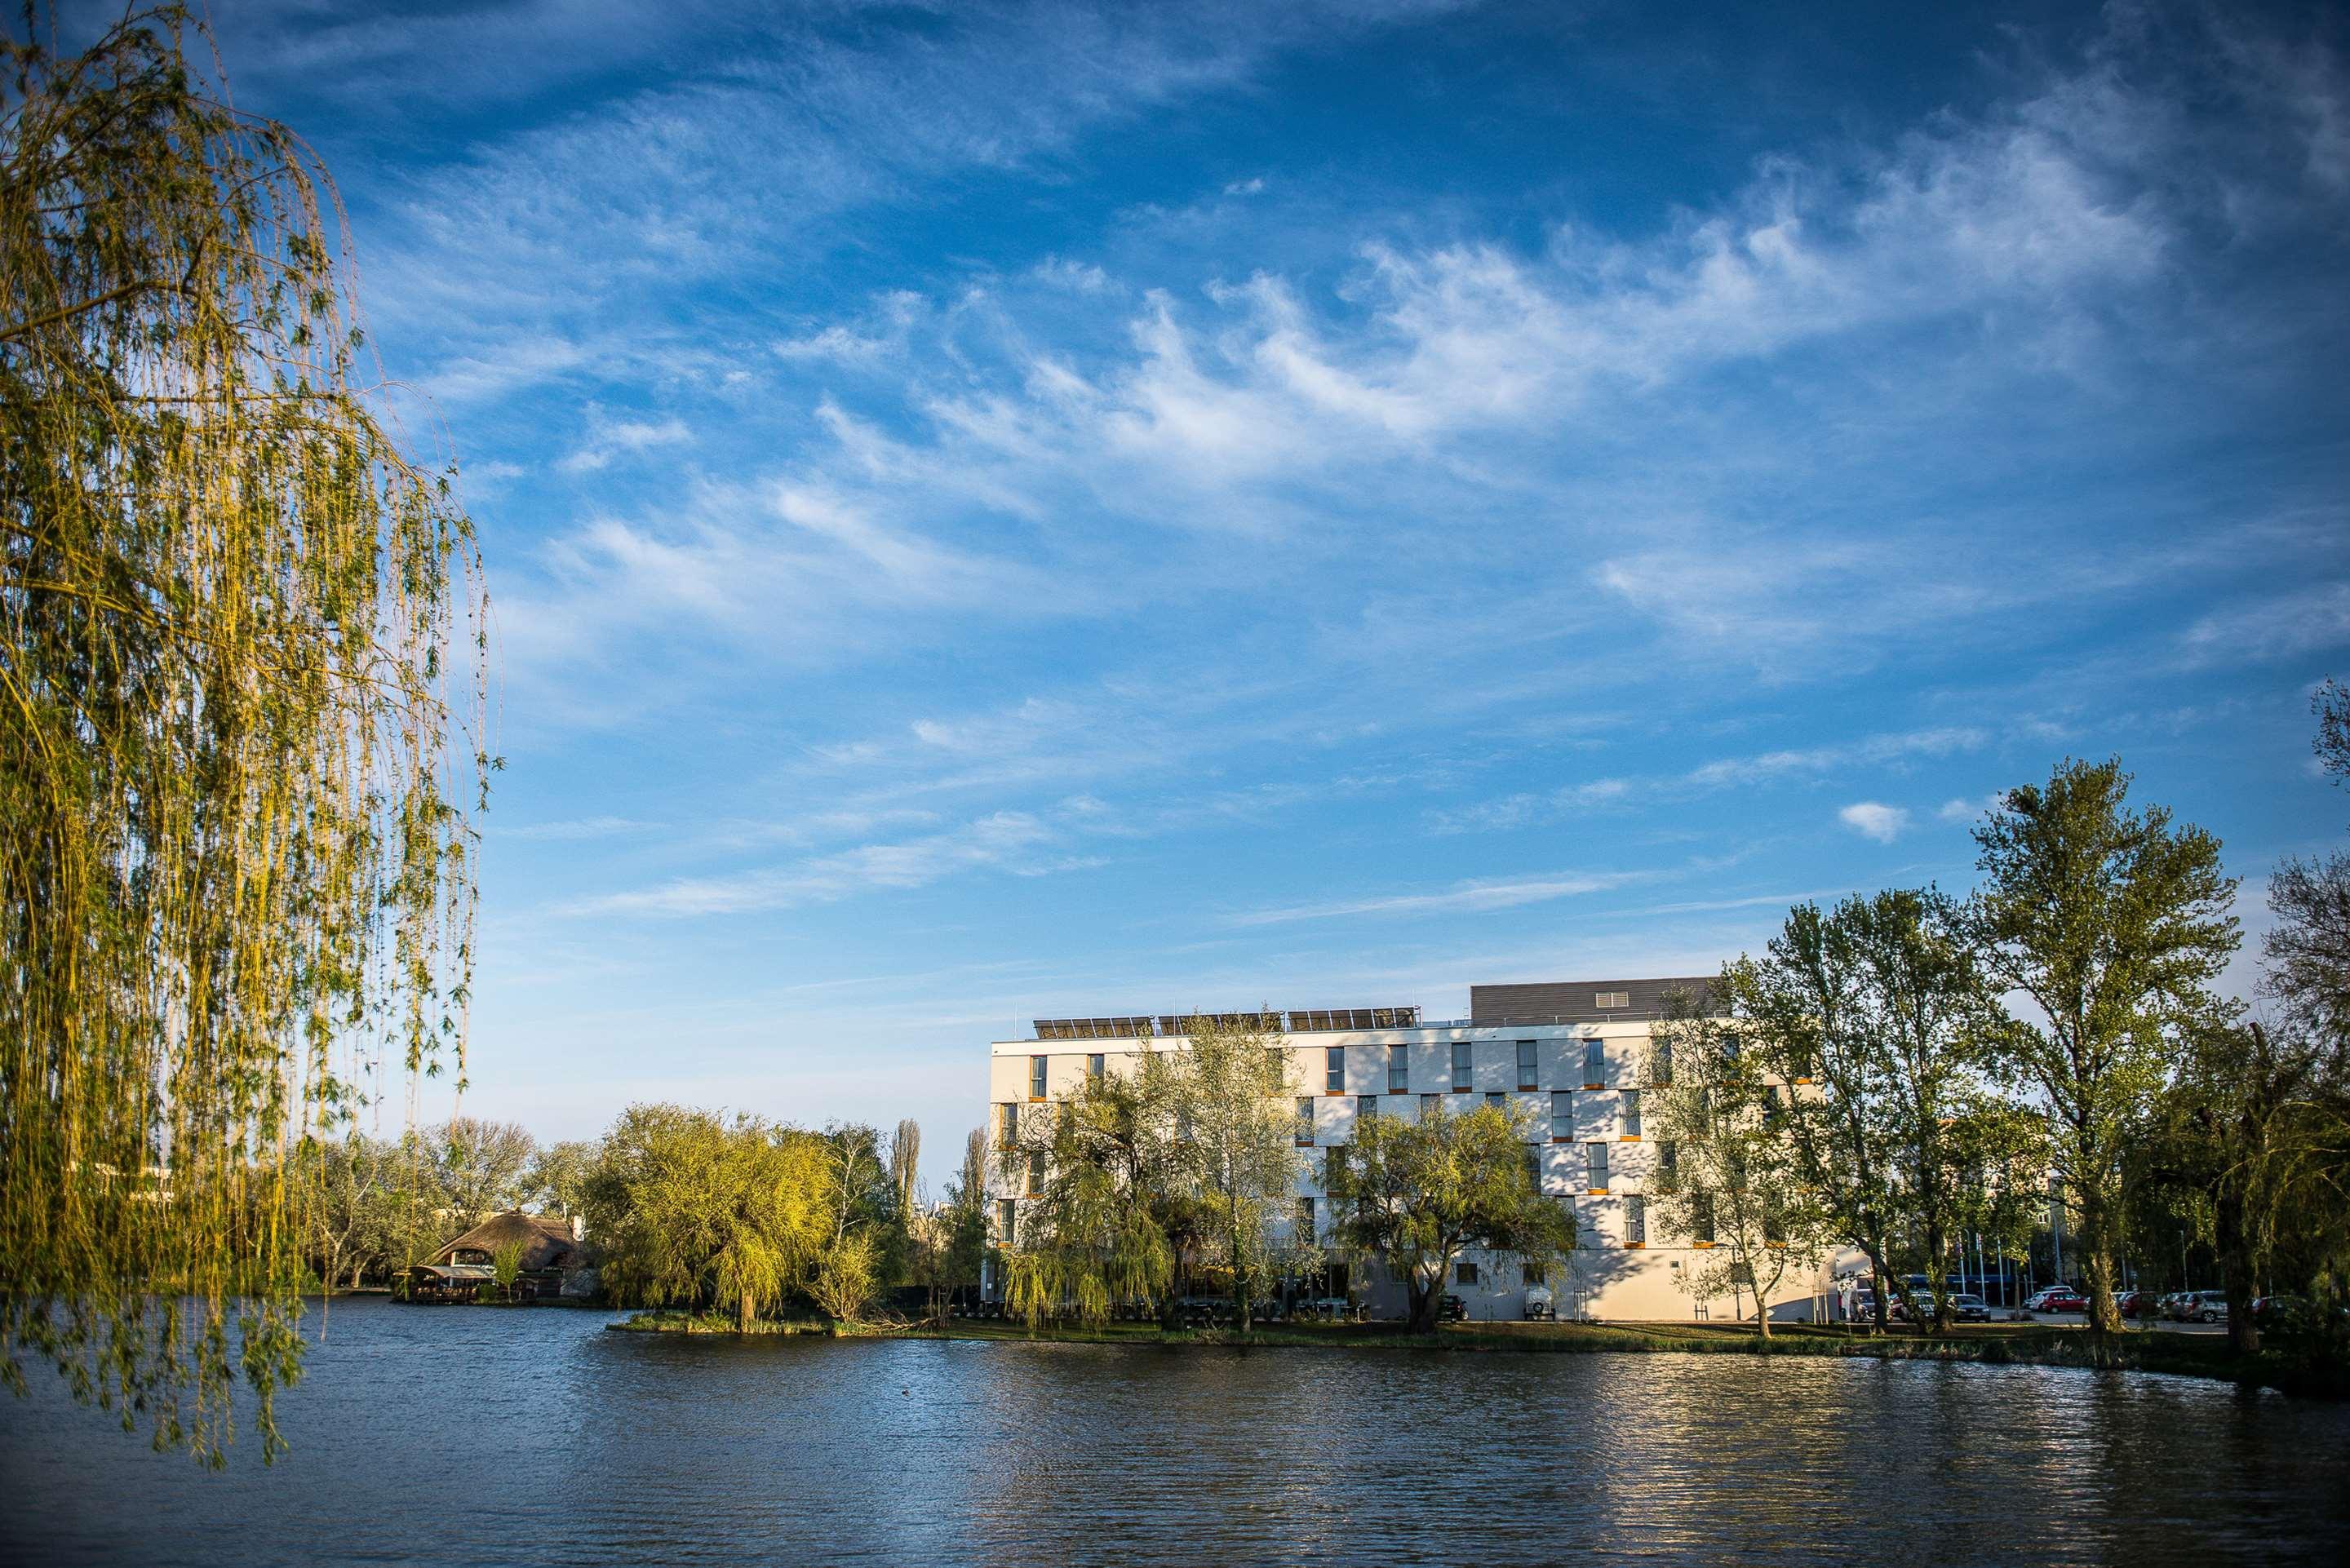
[1470,977,1723,1025]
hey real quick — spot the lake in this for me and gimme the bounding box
[3,1297,2346,1565]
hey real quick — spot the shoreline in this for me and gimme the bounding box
[604,1313,2346,1397]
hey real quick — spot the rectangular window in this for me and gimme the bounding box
[1524,1261,1546,1287]
[996,1199,1016,1247]
[1550,1091,1572,1141]
[1621,1089,1642,1138]
[1357,1094,1379,1125]
[1266,1047,1286,1084]
[1657,1141,1678,1188]
[1693,1192,1716,1244]
[1763,1083,1785,1124]
[1086,1052,1105,1081]
[1582,1038,1606,1088]
[1625,1194,1647,1247]
[1722,1035,1741,1063]
[1456,1260,1479,1285]
[1025,1151,1044,1197]
[1295,1097,1315,1145]
[1523,1145,1541,1193]
[1587,1141,1610,1192]
[1029,1055,1047,1099]
[1516,1039,1538,1091]
[1419,1092,1440,1120]
[998,1102,1018,1144]
[1595,990,1629,1009]
[1325,1045,1345,1094]
[1451,1039,1473,1091]
[1484,1091,1505,1110]
[1324,1145,1345,1189]
[1387,1043,1408,1094]
[1653,1042,1674,1087]
[1297,1196,1316,1237]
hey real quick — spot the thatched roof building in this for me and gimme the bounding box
[432,1211,583,1273]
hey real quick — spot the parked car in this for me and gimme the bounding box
[2029,1288,2089,1314]
[1523,1285,1555,1321]
[1439,1293,1468,1322]
[2113,1291,2159,1319]
[2184,1290,2230,1323]
[1949,1293,1992,1322]
[2162,1291,2203,1322]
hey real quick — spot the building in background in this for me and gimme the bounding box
[984,977,1836,1323]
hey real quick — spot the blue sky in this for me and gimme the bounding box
[173,0,2348,1185]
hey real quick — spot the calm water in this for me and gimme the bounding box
[2,1296,2346,1565]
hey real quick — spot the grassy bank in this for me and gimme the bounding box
[611,1311,2343,1396]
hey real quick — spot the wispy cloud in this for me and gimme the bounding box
[501,815,666,842]
[1230,870,1651,926]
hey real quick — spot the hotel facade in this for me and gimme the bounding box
[984,976,1834,1323]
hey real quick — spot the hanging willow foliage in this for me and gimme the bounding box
[2,8,490,1463]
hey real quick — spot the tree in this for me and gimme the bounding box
[526,1141,599,1222]
[490,1241,524,1304]
[1329,1100,1573,1333]
[1643,1002,1828,1339]
[435,1118,536,1223]
[293,1138,381,1296]
[889,1120,922,1220]
[2265,679,2350,1041]
[812,1124,892,1327]
[2,11,488,1461]
[998,1052,1190,1327]
[1971,759,2237,1334]
[1168,1014,1310,1334]
[585,1106,829,1332]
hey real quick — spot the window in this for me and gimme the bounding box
[1176,1110,1194,1143]
[1550,1091,1572,1141]
[1324,1145,1346,1189]
[1625,1194,1647,1247]
[1523,1146,1541,1193]
[1387,1043,1409,1093]
[998,1102,1018,1143]
[1763,1084,1785,1125]
[996,1199,1016,1247]
[1266,1047,1286,1085]
[1524,1261,1546,1287]
[1721,1035,1741,1063]
[1028,1055,1047,1099]
[1657,1141,1678,1189]
[1763,1203,1786,1246]
[1595,990,1630,1009]
[1485,1092,1505,1110]
[1582,1038,1606,1088]
[1516,1039,1538,1091]
[1419,1092,1440,1120]
[1451,1039,1473,1091]
[1653,1042,1674,1086]
[1456,1260,1479,1285]
[1297,1196,1316,1238]
[1587,1141,1610,1192]
[1692,1193,1716,1244]
[1024,1151,1044,1197]
[1295,1097,1315,1145]
[1357,1094,1379,1125]
[1621,1088,1642,1138]
[1325,1045,1345,1094]
[1087,1052,1106,1081]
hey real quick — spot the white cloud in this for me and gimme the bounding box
[501,815,665,841]
[1838,801,1910,843]
[1230,870,1649,926]
[557,412,693,474]
[2179,581,2350,665]
[1936,795,2002,823]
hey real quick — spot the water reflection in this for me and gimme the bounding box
[2,1299,2344,1566]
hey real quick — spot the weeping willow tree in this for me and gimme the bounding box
[2,8,489,1463]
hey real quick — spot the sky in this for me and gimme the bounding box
[136,0,2350,1186]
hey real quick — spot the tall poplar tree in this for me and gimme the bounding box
[3,10,488,1460]
[1971,760,2236,1334]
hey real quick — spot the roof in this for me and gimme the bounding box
[432,1211,581,1271]
[413,1264,496,1282]
[1470,977,1723,1025]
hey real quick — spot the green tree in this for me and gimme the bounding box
[525,1141,600,1222]
[998,1052,1191,1327]
[490,1240,525,1303]
[434,1117,536,1224]
[585,1106,829,1333]
[1169,1014,1310,1334]
[812,1124,893,1327]
[1643,1003,1828,1339]
[2,11,488,1463]
[1971,759,2237,1334]
[1329,1101,1573,1333]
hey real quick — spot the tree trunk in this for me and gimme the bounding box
[2215,1172,2261,1355]
[1407,1273,1438,1333]
[738,1291,753,1335]
[1868,1256,1891,1335]
[1925,1215,1953,1335]
[2079,1192,2122,1335]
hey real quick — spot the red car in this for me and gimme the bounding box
[2029,1289,2089,1313]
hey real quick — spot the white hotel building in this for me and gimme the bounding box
[985,977,1832,1323]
